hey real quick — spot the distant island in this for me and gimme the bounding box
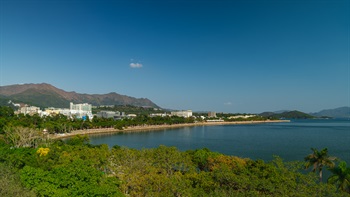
[260,107,350,119]
[259,110,315,119]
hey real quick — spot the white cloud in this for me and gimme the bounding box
[224,102,232,105]
[130,62,143,68]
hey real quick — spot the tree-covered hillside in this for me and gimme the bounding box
[260,110,315,119]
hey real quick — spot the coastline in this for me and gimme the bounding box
[50,120,290,139]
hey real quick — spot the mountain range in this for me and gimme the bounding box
[0,83,348,118]
[0,83,159,108]
[260,107,350,119]
[310,107,350,118]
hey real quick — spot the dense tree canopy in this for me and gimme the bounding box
[0,134,349,196]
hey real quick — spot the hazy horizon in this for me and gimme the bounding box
[1,0,349,113]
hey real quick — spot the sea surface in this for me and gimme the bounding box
[89,119,350,163]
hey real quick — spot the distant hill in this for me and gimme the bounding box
[260,110,315,119]
[259,112,276,117]
[0,83,159,108]
[273,110,290,114]
[311,107,350,118]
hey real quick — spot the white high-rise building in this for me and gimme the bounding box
[69,102,93,120]
[70,102,92,112]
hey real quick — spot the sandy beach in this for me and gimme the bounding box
[50,120,290,139]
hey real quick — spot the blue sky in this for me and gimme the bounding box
[1,0,349,113]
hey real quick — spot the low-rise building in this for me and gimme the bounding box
[18,105,41,115]
[206,119,224,122]
[99,105,115,108]
[127,114,137,118]
[150,113,168,117]
[171,110,193,118]
[43,107,62,116]
[96,111,123,119]
[228,115,256,119]
[208,111,217,118]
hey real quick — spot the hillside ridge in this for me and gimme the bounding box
[0,83,159,108]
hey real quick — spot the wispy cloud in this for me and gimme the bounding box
[224,102,232,106]
[130,62,143,68]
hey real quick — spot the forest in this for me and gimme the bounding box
[1,106,350,196]
[1,134,350,196]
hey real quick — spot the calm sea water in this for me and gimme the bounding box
[90,119,350,163]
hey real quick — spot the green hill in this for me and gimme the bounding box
[260,110,315,119]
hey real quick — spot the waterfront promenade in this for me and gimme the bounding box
[50,120,290,139]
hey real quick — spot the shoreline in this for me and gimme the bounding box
[50,120,290,139]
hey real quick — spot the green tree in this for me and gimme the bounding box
[328,161,350,193]
[0,106,14,117]
[20,159,123,197]
[0,163,36,197]
[189,148,220,171]
[304,148,336,182]
[65,134,90,146]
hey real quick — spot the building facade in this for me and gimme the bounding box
[208,111,217,118]
[19,105,41,115]
[96,111,123,119]
[171,110,193,118]
[70,102,92,112]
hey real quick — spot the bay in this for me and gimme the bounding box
[90,119,350,163]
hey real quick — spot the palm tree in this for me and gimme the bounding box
[328,161,350,193]
[304,148,336,182]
